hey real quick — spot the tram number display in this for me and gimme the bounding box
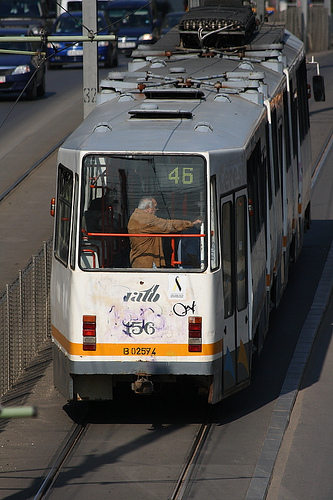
[168,167,194,185]
[123,347,157,356]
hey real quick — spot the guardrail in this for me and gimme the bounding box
[0,238,52,398]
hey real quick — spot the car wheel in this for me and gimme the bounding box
[26,77,37,100]
[113,50,118,67]
[37,74,46,97]
[104,49,112,68]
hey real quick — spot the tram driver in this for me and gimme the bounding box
[128,196,202,268]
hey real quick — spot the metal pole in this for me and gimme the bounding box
[82,0,98,118]
[323,0,332,50]
[256,0,265,23]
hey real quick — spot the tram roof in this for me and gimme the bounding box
[60,21,304,158]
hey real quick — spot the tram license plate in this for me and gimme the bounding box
[123,347,157,356]
[0,76,5,83]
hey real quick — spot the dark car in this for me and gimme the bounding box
[0,28,46,99]
[0,0,55,35]
[46,11,118,69]
[105,0,160,56]
[160,11,185,36]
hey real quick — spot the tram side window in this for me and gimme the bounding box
[54,165,73,266]
[296,58,310,144]
[271,109,280,195]
[290,80,298,160]
[69,175,79,270]
[222,201,233,318]
[236,195,248,311]
[247,140,265,248]
[210,176,219,271]
[266,123,273,208]
[283,90,291,170]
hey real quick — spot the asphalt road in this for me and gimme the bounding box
[0,63,117,289]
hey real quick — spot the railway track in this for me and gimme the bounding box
[33,402,216,500]
[169,418,213,500]
[0,138,65,204]
[34,422,88,500]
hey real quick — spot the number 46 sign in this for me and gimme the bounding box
[168,167,194,185]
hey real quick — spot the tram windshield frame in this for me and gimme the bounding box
[79,154,207,272]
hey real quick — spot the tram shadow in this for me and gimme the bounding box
[63,379,211,426]
[216,218,333,426]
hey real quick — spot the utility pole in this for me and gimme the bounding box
[82,0,98,118]
[301,0,308,51]
[256,0,265,23]
[323,0,332,50]
[0,1,115,116]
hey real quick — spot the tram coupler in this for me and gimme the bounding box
[132,376,154,395]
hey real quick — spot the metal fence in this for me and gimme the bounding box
[0,238,52,398]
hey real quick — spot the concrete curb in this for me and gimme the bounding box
[246,238,333,499]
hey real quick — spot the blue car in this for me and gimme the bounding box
[105,0,160,56]
[0,28,46,99]
[0,0,55,35]
[47,11,118,69]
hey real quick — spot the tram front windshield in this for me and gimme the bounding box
[80,154,206,271]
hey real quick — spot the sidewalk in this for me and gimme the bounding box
[246,50,333,500]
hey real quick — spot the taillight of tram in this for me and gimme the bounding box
[82,315,96,351]
[188,316,202,352]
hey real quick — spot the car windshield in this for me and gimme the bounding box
[54,14,108,33]
[79,154,206,270]
[0,1,42,18]
[162,13,184,30]
[107,8,150,28]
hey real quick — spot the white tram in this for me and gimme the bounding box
[50,4,321,403]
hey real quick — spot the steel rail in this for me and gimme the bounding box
[169,416,213,500]
[33,422,88,500]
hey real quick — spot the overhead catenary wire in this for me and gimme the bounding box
[0,0,221,131]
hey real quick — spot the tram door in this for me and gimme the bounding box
[221,189,250,393]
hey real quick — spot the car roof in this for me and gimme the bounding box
[57,10,106,18]
[0,28,32,36]
[105,0,151,7]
